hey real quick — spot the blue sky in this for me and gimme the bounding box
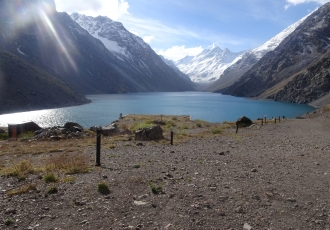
[55,0,329,61]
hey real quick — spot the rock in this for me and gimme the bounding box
[251,168,257,172]
[101,123,119,136]
[135,125,164,141]
[5,208,17,214]
[64,122,83,132]
[134,200,149,206]
[286,198,296,202]
[243,223,253,230]
[153,120,166,125]
[236,116,253,127]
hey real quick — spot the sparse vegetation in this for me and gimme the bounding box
[47,186,58,194]
[0,160,36,178]
[149,182,163,194]
[43,173,59,183]
[4,218,14,226]
[98,181,110,194]
[6,183,36,196]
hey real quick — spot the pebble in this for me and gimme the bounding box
[243,223,253,230]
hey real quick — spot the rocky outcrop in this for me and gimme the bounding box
[236,116,253,127]
[270,53,330,104]
[135,126,163,141]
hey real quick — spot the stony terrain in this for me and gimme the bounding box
[0,108,330,229]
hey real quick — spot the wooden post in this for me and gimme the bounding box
[275,118,277,124]
[236,124,239,133]
[264,116,267,125]
[170,131,174,145]
[96,129,102,166]
[279,116,281,123]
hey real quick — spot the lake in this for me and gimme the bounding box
[0,92,315,128]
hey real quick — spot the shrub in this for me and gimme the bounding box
[44,153,90,174]
[211,127,224,134]
[1,160,35,178]
[98,181,110,194]
[0,132,9,140]
[43,173,58,183]
[4,218,14,226]
[149,182,163,194]
[47,186,58,194]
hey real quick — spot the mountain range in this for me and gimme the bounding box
[215,3,330,107]
[1,0,330,114]
[0,0,194,114]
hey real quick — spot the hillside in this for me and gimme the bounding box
[219,2,330,107]
[0,0,194,114]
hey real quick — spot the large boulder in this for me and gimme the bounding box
[135,125,163,141]
[64,122,84,132]
[101,123,119,136]
[236,116,253,127]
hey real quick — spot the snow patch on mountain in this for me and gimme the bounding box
[252,13,310,59]
[175,47,245,83]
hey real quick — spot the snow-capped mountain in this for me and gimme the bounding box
[206,12,309,92]
[175,46,245,83]
[70,13,194,92]
[219,2,330,104]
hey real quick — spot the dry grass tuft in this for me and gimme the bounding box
[1,160,36,178]
[6,183,36,196]
[44,153,90,174]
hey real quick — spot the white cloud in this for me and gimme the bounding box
[285,0,330,8]
[54,0,129,20]
[143,36,154,44]
[157,45,203,61]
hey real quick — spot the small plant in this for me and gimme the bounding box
[195,120,203,127]
[43,173,59,183]
[47,186,58,194]
[211,126,223,134]
[98,181,110,194]
[149,182,163,194]
[132,164,140,169]
[0,132,9,140]
[4,218,14,226]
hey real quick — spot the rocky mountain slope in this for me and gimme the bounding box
[175,46,244,83]
[0,0,194,114]
[206,14,308,92]
[0,50,90,114]
[70,13,194,91]
[218,2,330,106]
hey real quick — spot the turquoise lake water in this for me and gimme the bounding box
[0,92,316,128]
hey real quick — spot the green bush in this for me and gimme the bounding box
[47,186,58,194]
[43,173,59,183]
[149,182,163,194]
[98,181,110,194]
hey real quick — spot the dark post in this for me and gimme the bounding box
[264,116,267,125]
[236,123,239,133]
[279,116,281,123]
[170,131,174,145]
[275,118,277,124]
[96,129,101,166]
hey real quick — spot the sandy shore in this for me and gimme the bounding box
[0,108,330,229]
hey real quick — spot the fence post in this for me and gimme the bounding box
[170,131,174,145]
[96,129,102,166]
[279,116,281,123]
[275,118,277,124]
[264,116,267,125]
[236,124,239,133]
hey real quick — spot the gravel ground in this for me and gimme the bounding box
[1,109,330,230]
